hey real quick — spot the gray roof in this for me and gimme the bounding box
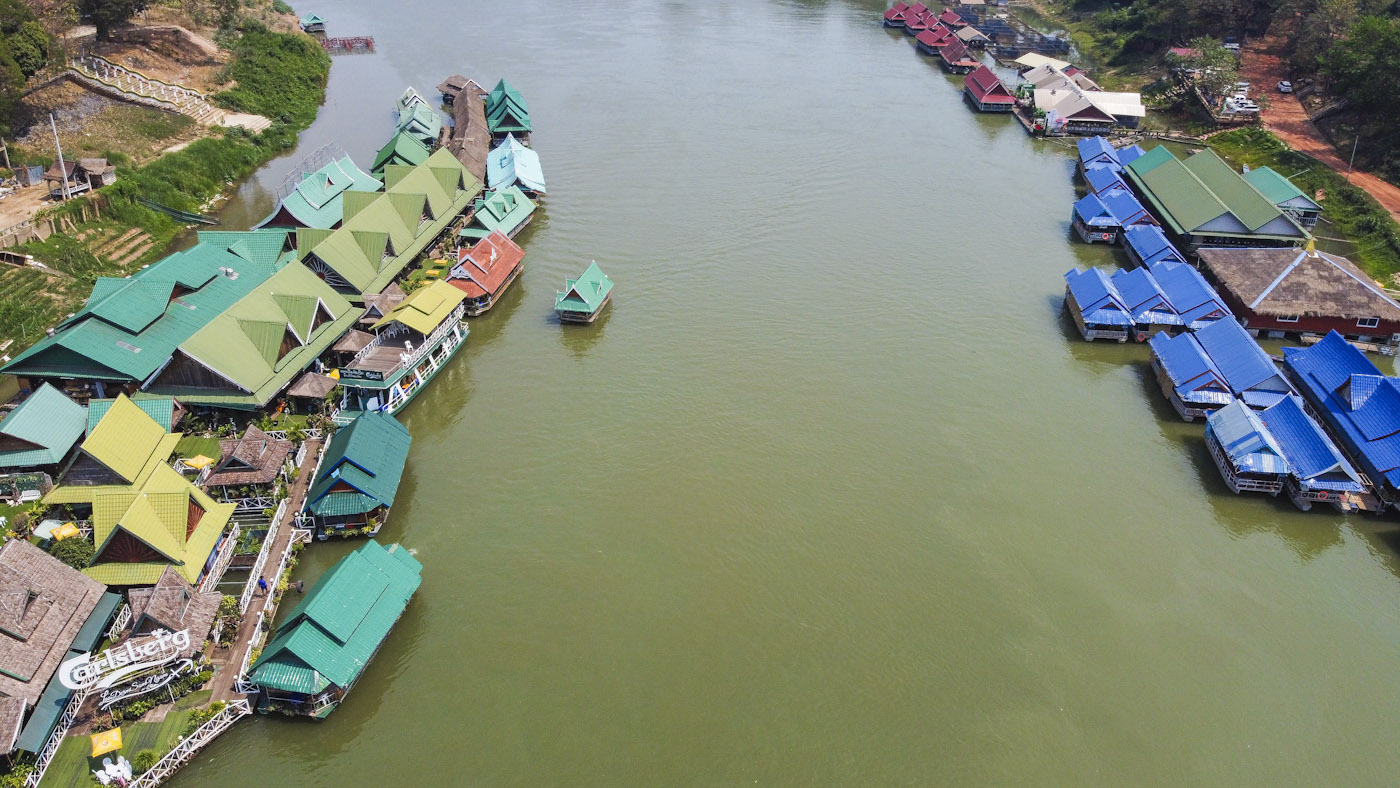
[126,567,220,658]
[0,540,105,711]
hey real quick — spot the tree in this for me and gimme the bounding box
[78,0,151,41]
[1182,36,1242,103]
[0,47,22,137]
[7,22,51,77]
[1323,15,1400,121]
[48,536,95,570]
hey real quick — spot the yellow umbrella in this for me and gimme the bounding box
[91,728,121,757]
[53,523,81,541]
[186,455,216,470]
[327,369,341,380]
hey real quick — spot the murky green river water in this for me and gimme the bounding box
[173,1,1400,784]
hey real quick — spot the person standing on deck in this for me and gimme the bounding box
[258,576,269,595]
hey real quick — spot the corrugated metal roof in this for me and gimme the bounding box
[1148,261,1232,328]
[1181,149,1293,233]
[373,280,466,334]
[82,395,168,483]
[1122,225,1186,267]
[263,156,383,230]
[1065,267,1133,326]
[461,186,536,240]
[1243,166,1316,208]
[1192,318,1293,396]
[86,394,175,435]
[1098,188,1149,225]
[1260,395,1363,487]
[1084,165,1127,195]
[486,79,531,133]
[305,412,411,517]
[487,134,546,194]
[1207,400,1290,475]
[1150,331,1229,395]
[371,131,431,176]
[0,384,86,469]
[556,261,614,315]
[1076,136,1117,166]
[1110,268,1183,325]
[1072,193,1115,225]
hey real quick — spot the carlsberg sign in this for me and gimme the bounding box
[58,629,191,690]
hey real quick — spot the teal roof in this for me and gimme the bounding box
[486,134,545,194]
[86,394,176,434]
[0,383,86,469]
[485,79,531,134]
[304,411,411,517]
[396,102,443,148]
[249,540,421,696]
[555,261,613,315]
[2,230,293,382]
[70,592,122,654]
[299,13,324,25]
[261,155,382,230]
[1243,166,1320,209]
[14,664,71,752]
[458,187,535,240]
[371,131,431,176]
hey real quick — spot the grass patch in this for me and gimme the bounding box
[174,435,222,459]
[172,689,213,711]
[38,710,192,788]
[1209,127,1400,280]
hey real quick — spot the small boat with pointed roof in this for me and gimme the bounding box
[555,261,613,324]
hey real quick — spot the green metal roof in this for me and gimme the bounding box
[396,103,443,148]
[485,79,531,133]
[1243,166,1318,208]
[86,394,176,434]
[145,263,358,409]
[1,230,292,382]
[250,540,422,695]
[1181,149,1291,232]
[1124,144,1174,175]
[0,383,86,469]
[459,186,535,241]
[305,411,411,518]
[82,394,170,483]
[372,280,466,334]
[555,261,614,315]
[371,131,432,176]
[14,662,72,752]
[70,592,122,653]
[263,155,383,230]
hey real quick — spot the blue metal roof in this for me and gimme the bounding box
[1111,267,1183,326]
[486,134,546,194]
[1085,165,1127,194]
[1122,225,1186,267]
[1193,318,1294,396]
[1150,331,1229,395]
[1117,144,1147,167]
[1149,261,1232,328]
[1072,193,1116,226]
[1207,400,1290,475]
[1077,136,1118,166]
[1065,268,1133,326]
[1283,331,1400,490]
[1260,395,1364,490]
[1098,188,1149,225]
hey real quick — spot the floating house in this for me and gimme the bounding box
[249,540,421,718]
[370,131,432,178]
[1242,166,1321,229]
[1063,267,1132,342]
[882,2,909,27]
[914,25,954,54]
[937,9,966,27]
[0,384,86,473]
[938,38,980,74]
[1070,192,1118,243]
[1076,136,1119,175]
[0,539,117,757]
[955,25,991,47]
[446,78,490,186]
[964,66,1015,112]
[395,93,443,149]
[1197,244,1400,345]
[1117,144,1146,168]
[1098,188,1155,231]
[1259,394,1367,512]
[448,230,526,315]
[487,134,546,197]
[335,281,469,420]
[1149,317,1294,420]
[44,395,234,586]
[1149,260,1231,330]
[1204,400,1288,495]
[303,412,410,536]
[436,74,471,105]
[258,155,382,230]
[298,13,325,33]
[458,186,536,242]
[297,148,482,295]
[1283,331,1400,508]
[1121,224,1187,268]
[904,11,931,35]
[1034,74,1144,133]
[1014,53,1072,72]
[556,262,614,324]
[201,425,293,511]
[1084,164,1129,195]
[1111,266,1182,338]
[485,79,531,137]
[1023,62,1100,92]
[1124,146,1309,251]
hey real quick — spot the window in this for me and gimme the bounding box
[1277,315,1299,323]
[1358,317,1380,329]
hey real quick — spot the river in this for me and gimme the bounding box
[172,0,1400,785]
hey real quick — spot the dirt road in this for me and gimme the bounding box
[1241,34,1400,223]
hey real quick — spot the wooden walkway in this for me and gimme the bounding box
[209,438,323,703]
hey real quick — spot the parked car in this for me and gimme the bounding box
[1278,80,1293,93]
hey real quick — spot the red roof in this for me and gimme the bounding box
[939,38,977,65]
[448,231,525,299]
[884,6,907,20]
[915,26,953,47]
[909,2,929,14]
[938,9,965,26]
[964,66,1015,103]
[905,14,930,30]
[889,1,909,10]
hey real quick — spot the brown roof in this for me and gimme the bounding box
[0,696,26,754]
[124,566,220,657]
[437,74,470,98]
[332,329,375,353]
[448,83,489,184]
[202,425,292,487]
[1197,247,1400,321]
[0,540,105,709]
[362,282,407,324]
[286,371,339,399]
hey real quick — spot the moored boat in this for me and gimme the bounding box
[555,261,613,324]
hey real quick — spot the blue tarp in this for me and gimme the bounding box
[1260,394,1364,491]
[486,134,546,194]
[1149,260,1232,329]
[1207,399,1290,475]
[1065,268,1133,326]
[1123,225,1187,267]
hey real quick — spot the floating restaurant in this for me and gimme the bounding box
[1259,394,1369,512]
[259,155,382,230]
[487,134,546,197]
[395,88,442,148]
[1063,267,1132,342]
[459,186,537,241]
[448,230,526,315]
[964,66,1015,112]
[937,38,980,74]
[303,411,411,537]
[1084,164,1129,196]
[1149,317,1295,421]
[371,131,432,177]
[1070,192,1118,243]
[485,79,531,139]
[1112,266,1182,338]
[249,540,421,717]
[556,262,614,324]
[882,1,910,27]
[1205,400,1289,496]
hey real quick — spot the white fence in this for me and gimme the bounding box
[236,501,284,614]
[127,700,252,787]
[106,602,131,640]
[23,686,93,788]
[199,522,241,594]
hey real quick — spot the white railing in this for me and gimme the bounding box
[127,699,251,788]
[23,686,93,788]
[237,514,280,614]
[265,427,323,442]
[199,522,241,593]
[232,609,265,695]
[348,304,466,373]
[107,602,131,640]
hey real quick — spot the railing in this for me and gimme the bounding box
[265,427,323,442]
[347,304,466,375]
[232,609,265,695]
[76,55,208,103]
[107,602,131,640]
[199,522,242,593]
[128,700,251,787]
[237,513,280,614]
[23,687,93,788]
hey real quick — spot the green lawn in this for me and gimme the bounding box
[39,710,192,788]
[173,435,222,460]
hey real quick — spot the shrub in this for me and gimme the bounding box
[48,537,94,570]
[131,749,160,774]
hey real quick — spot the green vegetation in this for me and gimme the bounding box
[213,22,330,126]
[183,701,226,735]
[174,435,222,459]
[130,750,160,775]
[0,0,56,136]
[1320,15,1400,184]
[80,0,152,41]
[1209,127,1400,280]
[39,710,191,788]
[47,535,94,570]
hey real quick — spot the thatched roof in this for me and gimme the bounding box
[448,83,489,184]
[202,424,292,487]
[1198,247,1400,321]
[0,696,27,755]
[362,282,407,324]
[437,74,471,98]
[0,540,105,709]
[332,329,375,353]
[286,371,339,399]
[125,566,220,657]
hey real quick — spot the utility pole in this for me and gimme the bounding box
[1346,135,1358,183]
[49,114,70,201]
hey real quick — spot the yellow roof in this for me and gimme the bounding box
[371,280,466,335]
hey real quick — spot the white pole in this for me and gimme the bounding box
[49,114,70,200]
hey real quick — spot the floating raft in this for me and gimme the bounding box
[322,36,374,54]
